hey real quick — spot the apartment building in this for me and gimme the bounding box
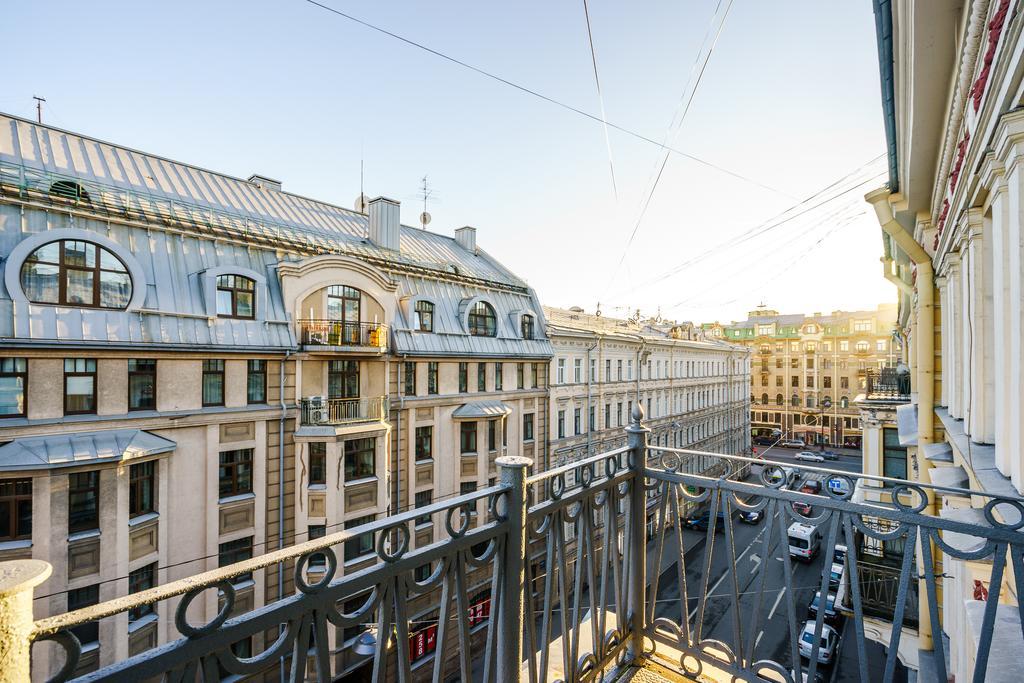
[865,0,1024,679]
[0,112,550,678]
[703,304,898,448]
[544,306,751,466]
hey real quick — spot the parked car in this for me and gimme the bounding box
[792,499,813,516]
[833,544,848,565]
[800,480,822,495]
[739,508,764,524]
[828,561,844,589]
[795,451,825,463]
[821,450,839,461]
[807,591,839,624]
[780,439,806,448]
[798,620,839,665]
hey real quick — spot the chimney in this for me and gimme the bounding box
[455,226,476,253]
[368,196,401,251]
[247,174,282,192]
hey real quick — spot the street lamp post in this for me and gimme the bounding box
[819,395,832,450]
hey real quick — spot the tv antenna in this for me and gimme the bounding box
[32,96,46,123]
[418,175,435,229]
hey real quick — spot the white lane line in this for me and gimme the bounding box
[755,630,764,649]
[687,520,769,622]
[768,587,786,620]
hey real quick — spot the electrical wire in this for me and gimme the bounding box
[298,0,787,197]
[581,0,617,201]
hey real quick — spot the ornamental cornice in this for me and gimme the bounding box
[992,109,1024,168]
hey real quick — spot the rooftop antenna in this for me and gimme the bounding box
[595,301,602,317]
[353,142,369,213]
[32,96,45,123]
[418,175,433,230]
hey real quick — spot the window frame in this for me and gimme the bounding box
[415,491,433,527]
[64,358,97,416]
[128,460,156,518]
[68,470,100,534]
[128,562,157,621]
[415,426,433,462]
[459,363,468,393]
[344,515,375,562]
[202,360,225,407]
[218,448,254,499]
[477,363,486,392]
[0,478,32,542]
[414,300,435,332]
[427,362,439,395]
[246,360,267,405]
[67,585,100,645]
[0,358,28,418]
[308,442,327,486]
[344,438,376,481]
[215,274,256,320]
[460,422,478,454]
[494,362,503,391]
[404,361,416,396]
[218,536,254,583]
[467,301,497,337]
[128,359,157,411]
[20,239,132,310]
[521,314,535,340]
[523,413,534,442]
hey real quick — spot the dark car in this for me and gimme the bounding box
[821,450,839,461]
[684,510,727,533]
[808,591,839,624]
[792,499,813,516]
[739,508,764,524]
[801,480,822,495]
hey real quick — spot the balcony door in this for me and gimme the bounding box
[327,285,361,344]
[328,360,360,399]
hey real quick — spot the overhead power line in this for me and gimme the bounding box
[581,0,617,200]
[300,0,788,197]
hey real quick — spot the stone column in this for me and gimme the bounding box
[964,210,994,442]
[936,276,949,408]
[0,560,52,683]
[1001,122,1024,489]
[982,152,1011,473]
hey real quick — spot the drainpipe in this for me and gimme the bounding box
[865,187,936,651]
[586,339,598,454]
[278,349,290,683]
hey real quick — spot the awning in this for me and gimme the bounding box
[0,429,176,471]
[452,400,513,420]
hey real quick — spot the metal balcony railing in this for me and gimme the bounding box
[297,320,388,349]
[864,366,911,400]
[299,396,388,425]
[5,409,1023,683]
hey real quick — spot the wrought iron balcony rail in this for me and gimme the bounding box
[864,366,911,400]
[6,410,1023,682]
[297,319,388,349]
[299,396,388,426]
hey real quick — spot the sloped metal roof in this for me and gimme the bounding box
[543,306,742,353]
[452,400,513,419]
[0,429,176,471]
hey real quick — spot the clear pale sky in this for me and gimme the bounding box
[4,0,895,325]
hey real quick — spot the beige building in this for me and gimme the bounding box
[0,113,551,678]
[703,304,898,449]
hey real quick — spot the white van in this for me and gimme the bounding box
[788,522,821,561]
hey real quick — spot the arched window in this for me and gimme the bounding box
[20,239,131,309]
[760,393,769,405]
[840,396,849,409]
[414,300,434,332]
[326,285,360,343]
[775,393,783,406]
[791,394,799,407]
[521,314,535,340]
[216,275,256,319]
[806,395,815,408]
[468,301,496,337]
[49,180,90,202]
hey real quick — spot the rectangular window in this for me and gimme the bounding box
[604,403,610,428]
[517,363,525,389]
[328,360,359,399]
[883,428,908,481]
[791,376,799,388]
[806,376,814,388]
[776,358,783,368]
[590,358,596,382]
[617,360,623,381]
[605,360,611,381]
[404,361,416,396]
[627,360,633,380]
[309,442,326,485]
[68,585,100,645]
[460,422,477,453]
[617,402,623,426]
[246,360,266,404]
[589,405,595,432]
[531,363,539,388]
[776,375,783,386]
[574,407,581,435]
[487,420,496,451]
[415,491,433,526]
[415,426,432,461]
[573,359,582,383]
[218,449,253,498]
[0,478,32,541]
[202,360,225,407]
[459,363,468,393]
[557,410,565,439]
[790,358,799,369]
[307,525,327,567]
[877,339,887,352]
[460,481,477,496]
[218,536,254,583]
[823,376,832,389]
[427,362,438,395]
[68,471,99,533]
[806,358,814,370]
[344,438,376,480]
[128,359,158,411]
[344,516,374,562]
[129,461,155,518]
[557,359,566,384]
[839,340,849,352]
[128,563,156,621]
[523,413,534,441]
[477,363,486,392]
[0,357,27,417]
[494,362,503,391]
[64,358,97,415]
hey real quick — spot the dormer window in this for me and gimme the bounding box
[520,314,535,340]
[415,300,434,332]
[216,275,255,319]
[468,301,496,337]
[20,239,131,309]
[49,180,90,202]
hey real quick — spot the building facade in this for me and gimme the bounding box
[0,113,551,678]
[703,304,898,448]
[865,0,1024,679]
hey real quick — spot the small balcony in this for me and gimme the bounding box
[864,366,911,401]
[299,396,388,426]
[297,319,388,353]
[10,411,1022,683]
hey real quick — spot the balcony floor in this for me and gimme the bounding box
[617,661,691,683]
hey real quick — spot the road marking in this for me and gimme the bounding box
[755,630,764,649]
[749,554,761,573]
[768,587,786,620]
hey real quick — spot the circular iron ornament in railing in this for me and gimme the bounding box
[327,587,383,630]
[294,547,338,593]
[564,500,585,522]
[603,627,622,653]
[727,490,769,513]
[759,464,787,489]
[822,473,856,500]
[175,580,236,638]
[678,484,712,504]
[890,483,929,513]
[577,652,598,677]
[216,621,295,674]
[659,450,682,472]
[750,659,792,683]
[604,454,619,478]
[580,462,595,488]
[376,521,410,562]
[551,472,566,500]
[445,502,473,538]
[36,630,81,683]
[465,539,499,566]
[983,498,1024,530]
[488,489,510,523]
[679,652,704,679]
[923,526,999,562]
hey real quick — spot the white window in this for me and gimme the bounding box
[757,324,773,336]
[590,358,596,382]
[856,341,870,353]
[573,359,582,383]
[557,358,566,384]
[790,342,800,352]
[627,360,633,380]
[839,340,849,352]
[876,339,887,352]
[853,320,872,332]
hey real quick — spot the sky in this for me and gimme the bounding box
[4,0,895,325]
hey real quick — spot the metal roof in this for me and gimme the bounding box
[543,306,742,353]
[452,400,513,419]
[0,429,176,471]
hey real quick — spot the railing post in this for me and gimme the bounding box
[625,404,650,661]
[496,455,531,683]
[0,560,51,683]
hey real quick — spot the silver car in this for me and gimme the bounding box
[798,620,838,664]
[795,451,824,463]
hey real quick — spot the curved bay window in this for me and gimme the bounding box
[414,300,434,332]
[216,275,255,319]
[521,314,535,340]
[468,301,496,337]
[327,285,361,343]
[21,240,132,309]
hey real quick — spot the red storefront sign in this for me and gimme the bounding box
[408,595,491,662]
